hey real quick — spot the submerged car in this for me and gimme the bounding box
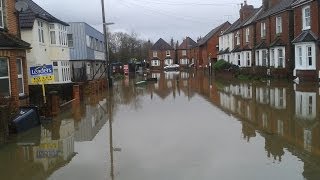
[164,64,180,71]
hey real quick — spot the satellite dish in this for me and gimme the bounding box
[15,1,29,12]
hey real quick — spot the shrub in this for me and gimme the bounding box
[213,59,232,71]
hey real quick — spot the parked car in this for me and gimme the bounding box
[164,64,180,71]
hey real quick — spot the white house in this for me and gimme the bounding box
[19,0,71,84]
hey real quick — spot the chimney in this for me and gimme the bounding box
[262,0,269,10]
[240,1,255,21]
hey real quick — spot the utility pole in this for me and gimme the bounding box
[101,0,113,88]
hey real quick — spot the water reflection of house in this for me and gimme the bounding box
[0,117,75,179]
[74,99,107,142]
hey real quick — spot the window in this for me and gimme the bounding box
[0,58,10,97]
[262,50,267,66]
[278,49,284,68]
[153,51,157,58]
[303,6,311,30]
[276,16,282,34]
[0,0,4,28]
[237,53,241,66]
[38,21,44,43]
[307,46,312,66]
[246,52,250,66]
[298,46,302,66]
[236,31,240,45]
[256,51,260,66]
[67,34,73,47]
[261,22,266,38]
[151,60,160,66]
[245,28,250,43]
[270,49,275,66]
[182,50,187,56]
[166,50,170,56]
[16,59,24,95]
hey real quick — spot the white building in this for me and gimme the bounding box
[20,0,71,84]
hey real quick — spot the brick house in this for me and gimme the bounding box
[149,38,175,71]
[0,0,31,108]
[230,2,259,68]
[254,0,295,78]
[292,0,320,81]
[177,37,197,69]
[195,21,231,68]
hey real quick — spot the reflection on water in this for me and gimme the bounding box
[1,71,320,179]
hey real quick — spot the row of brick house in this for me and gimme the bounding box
[149,22,231,71]
[218,0,320,81]
[149,0,320,82]
[1,0,107,109]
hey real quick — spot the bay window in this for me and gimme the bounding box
[262,50,267,66]
[294,43,316,70]
[49,23,68,46]
[278,48,284,68]
[151,60,160,66]
[270,49,275,67]
[0,58,10,97]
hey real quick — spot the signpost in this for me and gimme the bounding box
[30,65,54,104]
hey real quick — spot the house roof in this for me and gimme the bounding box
[223,19,241,35]
[270,37,286,47]
[198,21,230,46]
[292,30,319,43]
[255,41,268,49]
[218,47,230,55]
[178,37,197,50]
[19,0,69,29]
[231,45,242,53]
[256,0,295,21]
[0,32,31,49]
[243,7,264,26]
[151,38,174,50]
[291,0,316,7]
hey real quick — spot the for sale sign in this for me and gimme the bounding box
[30,65,55,84]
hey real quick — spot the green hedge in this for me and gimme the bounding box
[213,59,232,71]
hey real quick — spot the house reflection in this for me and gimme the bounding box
[0,117,75,179]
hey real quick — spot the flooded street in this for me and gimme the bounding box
[1,71,320,180]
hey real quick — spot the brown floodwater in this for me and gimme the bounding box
[1,71,320,180]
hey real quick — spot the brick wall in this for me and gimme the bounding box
[149,49,175,70]
[4,0,18,36]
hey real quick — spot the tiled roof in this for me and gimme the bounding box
[231,45,242,53]
[255,41,268,49]
[270,37,286,47]
[20,0,69,28]
[151,38,173,50]
[243,7,264,26]
[0,31,31,49]
[178,37,197,50]
[291,0,314,7]
[256,0,295,21]
[198,21,230,46]
[292,30,319,43]
[223,19,241,35]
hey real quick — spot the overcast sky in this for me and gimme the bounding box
[33,0,262,43]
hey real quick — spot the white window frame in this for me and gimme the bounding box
[276,16,282,34]
[246,52,251,67]
[307,45,313,67]
[295,91,316,120]
[245,28,250,43]
[165,59,173,65]
[151,60,160,66]
[236,31,240,45]
[270,49,275,67]
[278,48,284,68]
[38,20,45,43]
[0,0,4,29]
[16,58,24,95]
[153,51,157,58]
[49,24,56,45]
[302,6,311,30]
[0,57,10,97]
[261,22,266,38]
[182,50,187,56]
[262,50,267,66]
[67,34,73,47]
[294,43,316,70]
[237,53,241,66]
[166,50,171,57]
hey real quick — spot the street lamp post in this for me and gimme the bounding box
[100,0,114,88]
